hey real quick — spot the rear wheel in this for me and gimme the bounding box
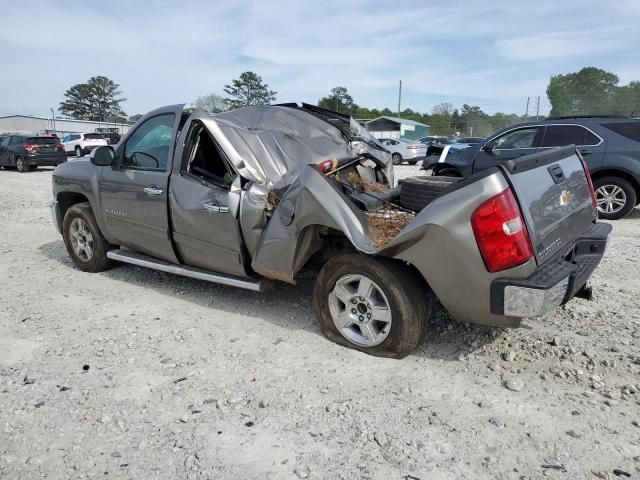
[593,176,636,220]
[313,254,433,358]
[63,203,114,272]
[15,156,27,173]
[392,153,402,165]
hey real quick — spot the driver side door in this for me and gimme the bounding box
[169,119,247,277]
[473,126,544,173]
[99,109,182,263]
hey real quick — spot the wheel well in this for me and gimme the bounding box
[295,227,357,276]
[590,169,640,204]
[57,192,90,221]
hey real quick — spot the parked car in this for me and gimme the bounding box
[377,137,427,165]
[423,136,484,161]
[49,103,610,358]
[99,132,121,145]
[424,116,640,220]
[418,136,451,146]
[0,134,66,172]
[62,133,108,157]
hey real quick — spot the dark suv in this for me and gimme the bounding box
[0,134,67,172]
[425,116,640,219]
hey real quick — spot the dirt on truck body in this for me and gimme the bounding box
[50,103,611,357]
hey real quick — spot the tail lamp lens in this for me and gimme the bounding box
[318,160,333,173]
[471,188,533,273]
[579,157,597,208]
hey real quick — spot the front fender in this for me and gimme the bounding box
[251,166,377,282]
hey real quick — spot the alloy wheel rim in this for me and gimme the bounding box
[595,185,626,214]
[17,158,23,170]
[328,274,392,347]
[69,218,95,261]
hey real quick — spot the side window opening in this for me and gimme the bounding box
[541,125,594,147]
[493,127,538,149]
[122,113,175,170]
[184,122,236,187]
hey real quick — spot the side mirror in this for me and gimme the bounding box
[90,146,115,166]
[482,143,494,153]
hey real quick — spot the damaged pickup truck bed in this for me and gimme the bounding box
[50,103,611,358]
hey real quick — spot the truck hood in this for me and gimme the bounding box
[209,105,391,189]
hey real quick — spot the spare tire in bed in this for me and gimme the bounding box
[398,176,460,212]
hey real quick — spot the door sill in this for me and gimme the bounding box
[106,249,269,292]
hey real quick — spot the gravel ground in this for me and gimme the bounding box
[0,164,639,480]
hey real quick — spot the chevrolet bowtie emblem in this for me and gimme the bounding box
[560,190,573,206]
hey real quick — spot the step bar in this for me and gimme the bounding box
[106,249,267,292]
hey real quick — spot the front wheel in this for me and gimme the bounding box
[75,146,82,157]
[594,176,636,220]
[63,203,114,272]
[313,254,433,358]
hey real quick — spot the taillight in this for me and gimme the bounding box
[57,143,64,151]
[318,160,333,173]
[23,144,37,152]
[471,188,533,273]
[579,157,597,208]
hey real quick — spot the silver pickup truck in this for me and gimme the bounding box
[50,103,611,358]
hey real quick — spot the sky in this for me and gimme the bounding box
[1,0,639,118]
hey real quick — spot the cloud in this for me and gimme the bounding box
[0,0,639,117]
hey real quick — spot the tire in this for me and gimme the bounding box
[398,176,460,212]
[392,153,402,165]
[313,254,434,358]
[62,202,114,272]
[593,176,636,220]
[75,146,82,157]
[15,156,27,173]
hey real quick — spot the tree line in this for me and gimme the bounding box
[58,66,639,137]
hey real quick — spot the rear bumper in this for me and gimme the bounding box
[82,145,103,154]
[26,154,66,166]
[490,222,612,318]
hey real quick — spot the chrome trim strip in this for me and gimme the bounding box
[487,123,604,151]
[106,249,265,292]
[49,199,61,234]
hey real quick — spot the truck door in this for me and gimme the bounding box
[473,126,544,173]
[168,120,247,277]
[99,109,182,263]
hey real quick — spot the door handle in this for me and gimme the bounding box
[203,202,229,214]
[143,186,163,196]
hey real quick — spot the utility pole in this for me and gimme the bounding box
[535,96,540,120]
[50,107,56,135]
[524,97,530,120]
[397,80,402,116]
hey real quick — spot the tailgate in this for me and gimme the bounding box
[502,146,596,265]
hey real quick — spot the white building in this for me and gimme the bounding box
[0,115,132,137]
